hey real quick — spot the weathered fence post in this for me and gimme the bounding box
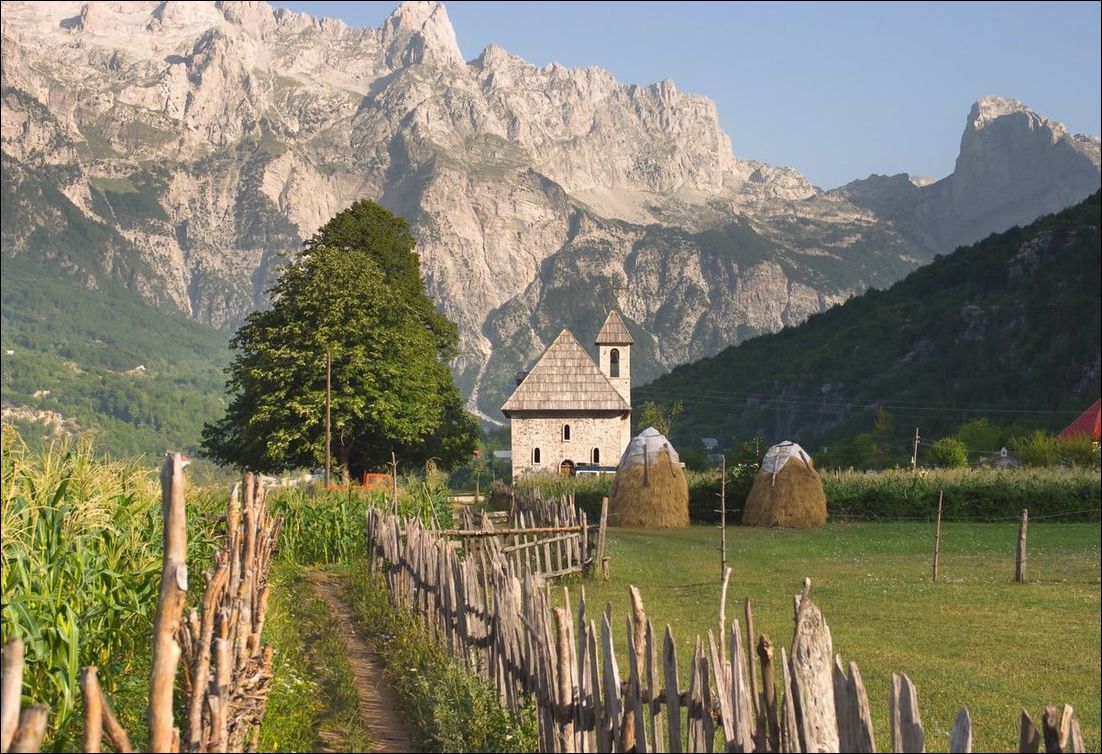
[1015,508,1028,583]
[149,452,188,753]
[949,707,972,752]
[1,638,24,753]
[719,456,727,579]
[597,498,609,581]
[933,490,944,583]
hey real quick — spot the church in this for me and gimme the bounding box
[502,311,633,479]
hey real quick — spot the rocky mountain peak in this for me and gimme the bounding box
[380,0,463,69]
[968,95,1033,130]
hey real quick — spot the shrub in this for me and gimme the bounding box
[1056,435,1101,469]
[822,466,1100,521]
[929,437,968,468]
[1010,430,1061,467]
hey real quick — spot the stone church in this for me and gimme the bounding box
[502,311,633,479]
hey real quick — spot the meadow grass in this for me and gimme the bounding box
[259,562,372,753]
[561,522,1100,752]
[339,558,536,752]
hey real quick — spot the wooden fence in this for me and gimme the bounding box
[0,456,282,754]
[454,495,609,580]
[365,506,1088,754]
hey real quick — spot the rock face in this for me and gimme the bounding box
[2,1,1098,420]
[834,97,1101,254]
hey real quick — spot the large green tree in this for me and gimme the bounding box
[202,201,478,476]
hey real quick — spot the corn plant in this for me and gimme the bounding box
[0,427,221,749]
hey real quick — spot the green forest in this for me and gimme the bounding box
[0,256,230,457]
[636,192,1102,463]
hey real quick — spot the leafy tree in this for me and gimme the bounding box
[637,400,683,437]
[202,201,478,477]
[955,418,1004,454]
[929,437,968,468]
[871,408,895,468]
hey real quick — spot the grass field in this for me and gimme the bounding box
[562,522,1101,752]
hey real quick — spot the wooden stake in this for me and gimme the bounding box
[80,668,104,754]
[389,452,399,514]
[149,453,188,753]
[1015,508,1028,582]
[718,567,731,666]
[8,705,48,754]
[757,634,779,752]
[719,455,728,580]
[1,638,24,753]
[933,490,944,583]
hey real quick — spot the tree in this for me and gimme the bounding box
[955,418,1003,454]
[637,400,683,437]
[929,437,968,468]
[202,201,478,477]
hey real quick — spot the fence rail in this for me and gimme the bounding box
[365,505,1088,753]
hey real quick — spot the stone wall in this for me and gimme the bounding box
[510,412,631,478]
[598,344,632,405]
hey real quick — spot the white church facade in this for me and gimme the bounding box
[502,311,634,479]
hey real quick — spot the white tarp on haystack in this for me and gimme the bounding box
[761,441,813,480]
[618,426,680,469]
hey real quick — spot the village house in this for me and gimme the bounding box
[502,311,633,479]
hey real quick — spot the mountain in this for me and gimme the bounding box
[1,0,1099,433]
[834,97,1101,254]
[635,192,1102,455]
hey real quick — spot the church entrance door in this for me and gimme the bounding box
[559,459,576,477]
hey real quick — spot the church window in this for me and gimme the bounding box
[533,447,541,464]
[610,349,620,378]
[592,447,600,464]
[562,424,571,441]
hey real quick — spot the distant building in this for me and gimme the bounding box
[502,311,633,479]
[1059,399,1101,441]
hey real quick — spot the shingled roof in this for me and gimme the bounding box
[595,310,634,345]
[502,329,630,415]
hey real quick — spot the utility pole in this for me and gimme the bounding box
[324,349,331,487]
[911,426,920,472]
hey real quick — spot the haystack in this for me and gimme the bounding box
[742,442,827,528]
[609,427,689,528]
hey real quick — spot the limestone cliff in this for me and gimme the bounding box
[1,2,1098,421]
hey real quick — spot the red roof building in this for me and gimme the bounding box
[1059,399,1101,441]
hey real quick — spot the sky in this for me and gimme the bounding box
[276,1,1101,189]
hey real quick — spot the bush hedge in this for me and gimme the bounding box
[515,465,1100,524]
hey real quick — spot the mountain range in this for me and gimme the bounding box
[636,192,1102,455]
[1,0,1099,445]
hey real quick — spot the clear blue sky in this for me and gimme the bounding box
[276,1,1101,189]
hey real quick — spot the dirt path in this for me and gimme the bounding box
[306,572,414,753]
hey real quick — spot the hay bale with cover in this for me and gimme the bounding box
[742,442,827,528]
[609,427,689,528]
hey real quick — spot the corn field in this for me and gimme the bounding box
[0,429,223,747]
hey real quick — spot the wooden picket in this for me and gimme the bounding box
[364,506,1088,754]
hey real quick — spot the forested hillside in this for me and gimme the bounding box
[1,256,229,456]
[637,192,1102,460]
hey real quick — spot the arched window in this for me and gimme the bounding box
[533,447,541,464]
[562,424,571,441]
[610,348,620,378]
[591,447,600,464]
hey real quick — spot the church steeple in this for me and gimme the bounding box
[595,310,632,407]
